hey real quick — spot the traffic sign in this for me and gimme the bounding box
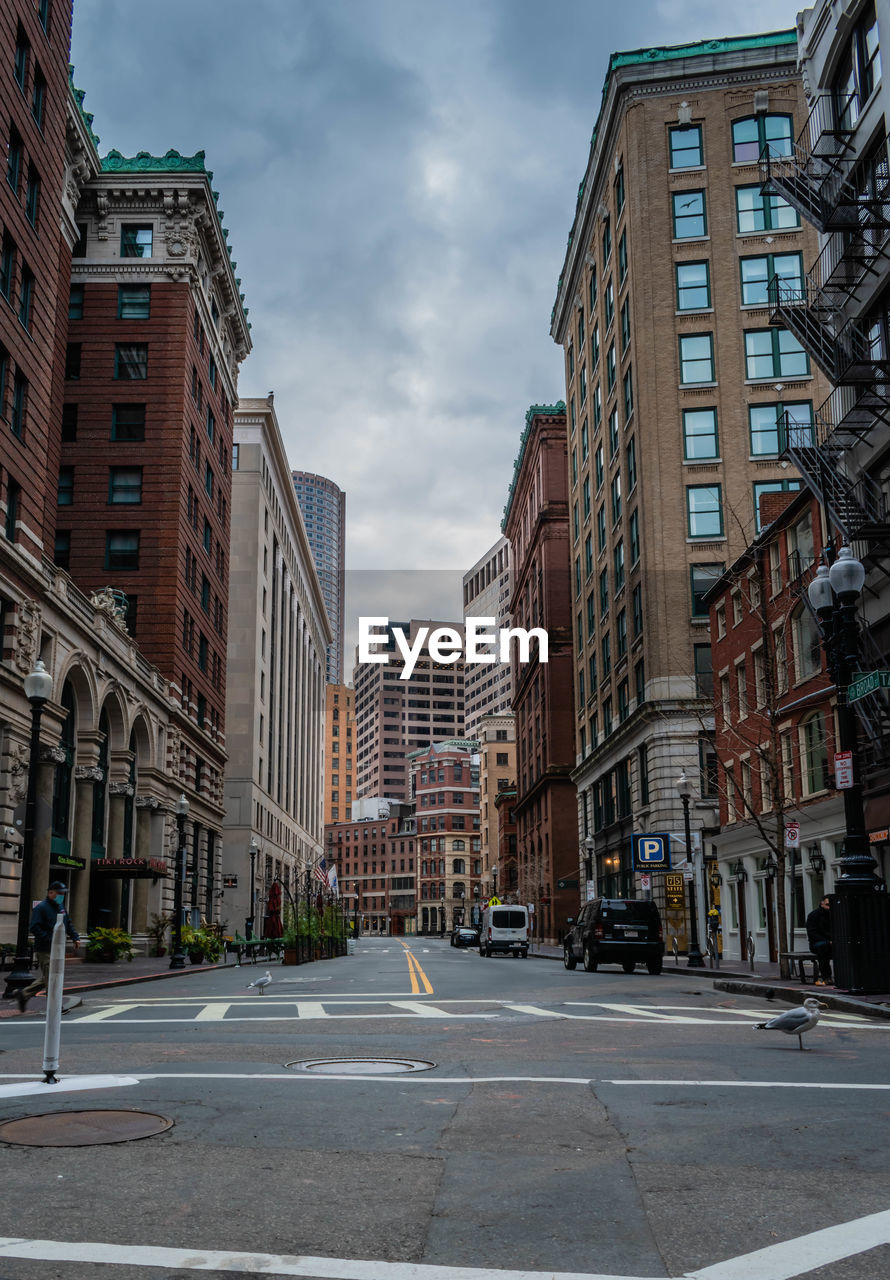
[640,874,651,892]
[835,750,854,790]
[848,671,890,702]
[632,833,671,870]
[784,822,800,849]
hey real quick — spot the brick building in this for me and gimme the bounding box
[476,711,516,900]
[410,739,481,934]
[324,682,354,823]
[549,33,831,932]
[502,405,578,943]
[325,801,416,935]
[707,489,844,963]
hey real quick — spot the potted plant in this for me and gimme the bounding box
[86,926,135,963]
[181,925,222,965]
[147,912,172,958]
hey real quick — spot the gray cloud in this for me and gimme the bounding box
[71,0,801,605]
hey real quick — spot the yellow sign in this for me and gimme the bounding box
[665,874,685,909]
[487,896,502,907]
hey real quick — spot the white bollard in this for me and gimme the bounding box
[42,913,66,1083]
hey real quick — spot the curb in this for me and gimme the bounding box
[60,959,234,995]
[713,977,890,1021]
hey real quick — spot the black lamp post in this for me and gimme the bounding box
[245,836,259,939]
[807,546,890,992]
[169,793,189,970]
[677,770,704,967]
[4,659,54,998]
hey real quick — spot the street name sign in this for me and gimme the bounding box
[632,833,671,870]
[848,670,890,702]
[835,750,854,790]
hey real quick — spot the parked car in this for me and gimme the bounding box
[451,926,480,948]
[563,899,664,974]
[479,904,529,958]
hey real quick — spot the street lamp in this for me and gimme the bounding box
[676,770,704,967]
[4,659,54,998]
[807,545,890,991]
[583,834,595,888]
[245,836,259,939]
[169,793,189,970]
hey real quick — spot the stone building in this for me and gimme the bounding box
[476,711,516,900]
[324,682,355,824]
[410,739,481,934]
[462,536,512,737]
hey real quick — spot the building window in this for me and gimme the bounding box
[4,476,20,540]
[669,125,703,169]
[198,633,208,671]
[694,644,714,698]
[54,529,70,569]
[606,343,616,392]
[687,485,723,538]
[61,404,77,441]
[114,344,148,379]
[735,184,799,232]
[599,567,609,618]
[745,329,808,380]
[6,125,23,194]
[18,266,34,330]
[608,406,619,457]
[632,583,643,638]
[604,279,614,329]
[622,368,634,421]
[793,606,822,681]
[108,467,143,504]
[68,285,84,320]
[614,162,624,213]
[14,25,29,90]
[679,333,714,383]
[582,476,591,520]
[232,443,239,471]
[204,462,214,497]
[579,364,587,405]
[690,563,723,617]
[118,284,151,319]
[614,540,625,592]
[602,218,611,262]
[591,323,600,368]
[749,401,813,455]
[753,479,802,532]
[596,504,606,553]
[732,114,793,164]
[105,530,140,571]
[64,342,82,380]
[682,407,719,459]
[610,470,622,524]
[672,189,707,238]
[203,518,212,552]
[11,371,27,437]
[580,419,589,460]
[57,466,74,506]
[120,225,153,257]
[676,261,710,310]
[31,67,46,129]
[617,230,627,282]
[833,3,880,125]
[629,509,640,564]
[800,713,829,796]
[617,607,627,659]
[0,233,15,299]
[740,253,803,306]
[25,165,40,225]
[620,298,630,352]
[111,403,146,441]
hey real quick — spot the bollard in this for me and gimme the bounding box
[746,931,755,973]
[671,936,679,966]
[42,913,66,1084]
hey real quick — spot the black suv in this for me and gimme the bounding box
[563,899,664,974]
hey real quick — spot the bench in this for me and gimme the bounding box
[779,951,820,984]
[226,934,284,964]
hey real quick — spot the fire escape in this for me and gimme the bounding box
[760,92,890,764]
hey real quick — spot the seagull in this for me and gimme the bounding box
[246,970,272,995]
[753,997,828,1050]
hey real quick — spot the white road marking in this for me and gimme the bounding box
[71,1003,139,1022]
[0,1075,140,1099]
[194,1003,230,1021]
[1,1209,889,1279]
[503,1004,569,1019]
[585,1003,701,1023]
[605,1079,890,1090]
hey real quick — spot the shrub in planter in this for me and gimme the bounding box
[86,927,135,963]
[147,912,172,958]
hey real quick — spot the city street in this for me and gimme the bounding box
[1,938,889,1280]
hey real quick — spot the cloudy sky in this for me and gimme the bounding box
[71,0,801,627]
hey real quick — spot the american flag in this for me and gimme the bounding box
[313,857,330,887]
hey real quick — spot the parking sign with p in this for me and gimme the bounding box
[632,833,671,871]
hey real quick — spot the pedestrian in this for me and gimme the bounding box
[17,881,80,1011]
[806,894,832,986]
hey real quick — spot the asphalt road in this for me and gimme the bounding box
[1,937,888,1280]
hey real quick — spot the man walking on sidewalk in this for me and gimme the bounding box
[806,894,832,986]
[17,882,80,1011]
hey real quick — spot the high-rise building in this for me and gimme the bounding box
[223,396,331,933]
[462,535,512,737]
[353,619,465,802]
[324,683,355,823]
[410,739,481,934]
[550,33,831,917]
[292,471,345,684]
[502,404,578,943]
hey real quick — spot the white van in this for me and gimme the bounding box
[480,904,529,958]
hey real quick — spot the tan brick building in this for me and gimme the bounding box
[324,682,354,823]
[549,33,831,930]
[476,712,516,900]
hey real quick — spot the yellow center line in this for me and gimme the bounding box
[399,940,433,995]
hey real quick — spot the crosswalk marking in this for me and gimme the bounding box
[194,1003,230,1021]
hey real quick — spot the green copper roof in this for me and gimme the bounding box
[100,148,209,174]
[501,403,567,533]
[68,66,99,149]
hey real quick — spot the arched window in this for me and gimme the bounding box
[732,114,792,163]
[792,607,822,681]
[453,881,466,900]
[452,839,465,851]
[452,858,465,875]
[800,713,829,796]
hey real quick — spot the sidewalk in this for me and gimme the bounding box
[528,941,890,1020]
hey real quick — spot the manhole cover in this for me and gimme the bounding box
[0,1109,173,1147]
[286,1057,435,1075]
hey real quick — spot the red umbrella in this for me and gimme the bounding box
[263,880,283,938]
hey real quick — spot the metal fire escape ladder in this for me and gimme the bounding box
[760,94,859,232]
[782,415,890,549]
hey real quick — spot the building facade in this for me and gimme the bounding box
[462,536,512,737]
[502,405,578,944]
[324,682,354,824]
[292,470,345,684]
[410,739,481,934]
[476,711,516,901]
[708,488,846,963]
[549,34,831,934]
[224,396,330,934]
[763,0,890,845]
[353,619,465,802]
[325,801,416,935]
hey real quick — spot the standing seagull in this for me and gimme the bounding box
[753,997,828,1050]
[246,970,272,995]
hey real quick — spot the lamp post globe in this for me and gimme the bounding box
[4,661,55,998]
[828,545,866,599]
[676,771,704,968]
[169,792,189,970]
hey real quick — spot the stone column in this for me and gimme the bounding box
[71,766,102,934]
[131,797,157,934]
[104,785,130,924]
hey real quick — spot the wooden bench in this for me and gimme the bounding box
[779,951,820,984]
